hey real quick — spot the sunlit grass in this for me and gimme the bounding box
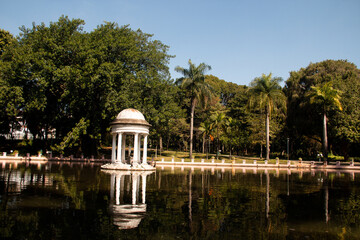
[149,150,295,164]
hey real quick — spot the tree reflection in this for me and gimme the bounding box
[2,163,360,239]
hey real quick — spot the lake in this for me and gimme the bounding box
[1,162,360,239]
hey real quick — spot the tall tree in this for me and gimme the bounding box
[248,73,286,160]
[307,81,342,161]
[1,16,173,155]
[175,59,212,159]
[285,60,360,160]
[0,30,23,134]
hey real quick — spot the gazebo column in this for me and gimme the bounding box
[111,134,117,163]
[138,134,142,163]
[142,135,148,164]
[134,133,139,164]
[132,173,138,205]
[121,134,126,163]
[110,173,115,202]
[116,133,122,163]
[115,174,121,205]
[141,173,146,204]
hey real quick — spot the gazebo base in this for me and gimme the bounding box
[101,163,155,171]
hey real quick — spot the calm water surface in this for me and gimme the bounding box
[1,162,360,239]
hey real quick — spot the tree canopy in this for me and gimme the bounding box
[285,60,360,159]
[1,17,359,161]
[0,16,176,155]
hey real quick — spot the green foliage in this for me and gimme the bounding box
[247,73,286,160]
[307,81,343,160]
[175,59,213,158]
[205,75,242,106]
[285,60,360,159]
[52,118,89,154]
[248,73,286,115]
[0,29,14,55]
[308,81,343,112]
[0,78,24,134]
[0,30,24,134]
[1,17,359,160]
[0,16,174,155]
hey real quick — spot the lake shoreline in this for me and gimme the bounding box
[1,155,359,170]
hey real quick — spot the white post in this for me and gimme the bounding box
[132,174,138,205]
[134,133,139,164]
[138,134,141,163]
[111,134,116,163]
[121,134,126,163]
[110,174,115,202]
[142,174,146,204]
[117,133,122,163]
[115,174,121,205]
[142,135,148,164]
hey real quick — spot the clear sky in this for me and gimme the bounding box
[1,0,360,86]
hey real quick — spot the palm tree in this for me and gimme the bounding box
[175,59,212,159]
[308,81,342,162]
[248,73,286,161]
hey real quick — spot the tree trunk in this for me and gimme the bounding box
[166,129,170,150]
[217,128,220,155]
[202,134,205,154]
[266,171,270,219]
[229,143,232,159]
[189,98,196,159]
[188,170,193,228]
[207,138,210,160]
[159,136,163,152]
[323,112,328,162]
[265,109,270,161]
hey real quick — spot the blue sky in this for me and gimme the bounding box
[1,0,359,86]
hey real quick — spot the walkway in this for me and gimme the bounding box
[1,154,359,171]
[154,158,360,171]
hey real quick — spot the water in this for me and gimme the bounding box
[1,162,360,239]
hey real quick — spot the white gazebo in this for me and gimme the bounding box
[101,108,155,171]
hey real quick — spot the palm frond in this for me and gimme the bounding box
[308,81,342,112]
[247,73,285,116]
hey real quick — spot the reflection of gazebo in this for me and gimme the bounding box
[101,108,155,171]
[102,170,153,229]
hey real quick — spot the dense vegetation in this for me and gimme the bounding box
[0,16,359,160]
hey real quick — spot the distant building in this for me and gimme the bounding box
[0,116,55,140]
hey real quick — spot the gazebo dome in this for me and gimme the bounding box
[117,108,145,120]
[111,108,150,126]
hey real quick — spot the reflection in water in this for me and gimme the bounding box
[157,165,360,238]
[0,162,54,194]
[2,162,360,239]
[102,170,154,229]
